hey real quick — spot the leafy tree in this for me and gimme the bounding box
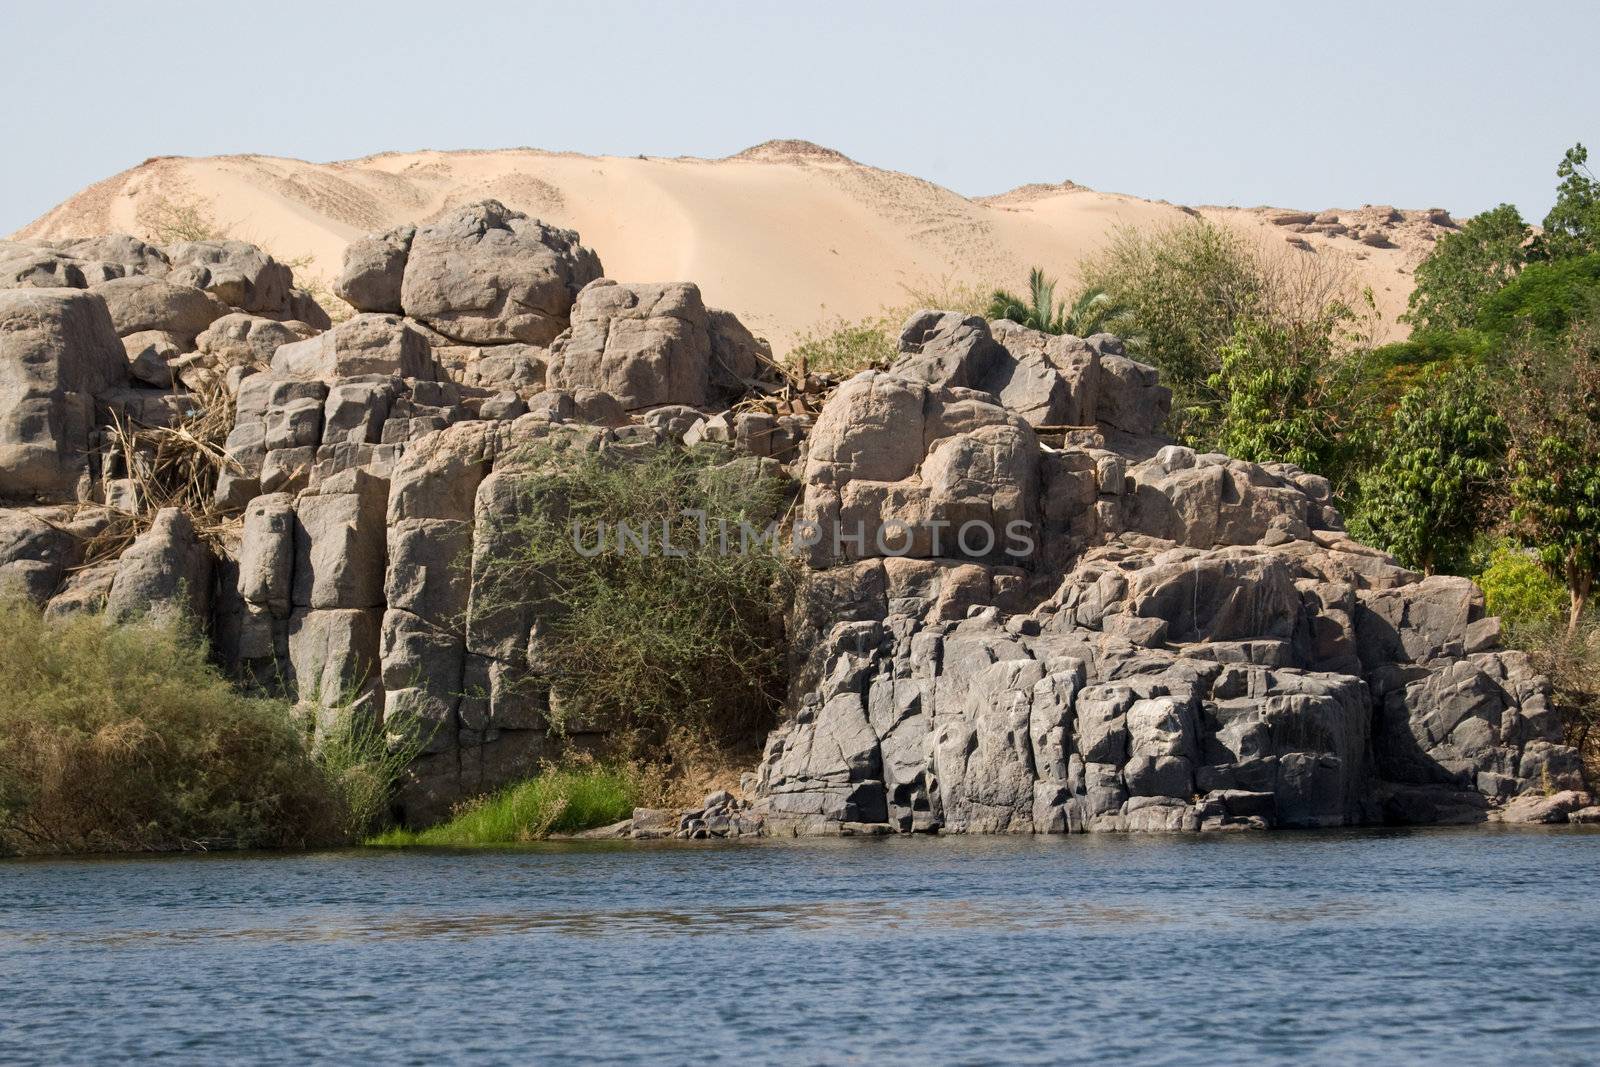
[1402,204,1530,333]
[1535,143,1600,261]
[987,268,1131,337]
[1206,307,1373,481]
[1475,252,1600,343]
[1347,364,1506,575]
[1078,222,1266,436]
[1502,318,1600,632]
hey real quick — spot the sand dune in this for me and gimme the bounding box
[14,140,1445,348]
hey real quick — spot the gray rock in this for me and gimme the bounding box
[547,280,714,410]
[92,275,229,342]
[166,240,293,315]
[105,508,212,624]
[0,288,128,499]
[399,200,601,345]
[335,225,413,314]
[271,314,434,381]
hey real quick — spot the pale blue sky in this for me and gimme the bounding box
[2,0,1594,234]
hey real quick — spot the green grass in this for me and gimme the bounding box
[368,767,638,846]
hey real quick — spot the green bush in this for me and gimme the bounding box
[1403,203,1531,334]
[474,438,794,756]
[987,268,1134,338]
[1346,364,1506,575]
[368,765,637,845]
[787,315,898,378]
[1477,544,1567,629]
[1076,220,1362,445]
[0,596,342,854]
[1476,252,1600,342]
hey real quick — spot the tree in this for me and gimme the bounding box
[1347,364,1507,575]
[1402,203,1530,333]
[1535,143,1600,261]
[1078,222,1265,437]
[1502,318,1600,633]
[986,269,1131,337]
[1206,306,1374,481]
[1475,252,1600,343]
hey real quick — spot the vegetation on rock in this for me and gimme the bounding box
[474,439,795,763]
[987,268,1132,338]
[0,595,410,855]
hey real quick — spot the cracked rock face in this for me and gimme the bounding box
[749,313,1583,835]
[2,214,1580,833]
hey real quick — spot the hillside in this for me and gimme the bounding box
[12,140,1449,347]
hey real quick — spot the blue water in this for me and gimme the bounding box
[2,827,1598,1065]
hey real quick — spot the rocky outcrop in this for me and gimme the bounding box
[2,210,1583,835]
[747,315,1583,835]
[547,279,767,410]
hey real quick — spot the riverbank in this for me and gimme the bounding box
[5,827,1598,1064]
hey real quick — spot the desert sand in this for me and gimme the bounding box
[14,139,1445,348]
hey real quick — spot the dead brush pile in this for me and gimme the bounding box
[77,378,241,566]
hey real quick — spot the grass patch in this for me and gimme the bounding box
[368,766,637,846]
[786,315,898,378]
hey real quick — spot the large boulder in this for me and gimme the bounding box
[270,314,435,381]
[197,313,317,365]
[546,280,713,410]
[105,508,213,624]
[396,200,602,345]
[54,235,171,277]
[335,224,414,314]
[92,275,229,342]
[0,288,128,500]
[0,507,83,603]
[799,370,1039,566]
[892,313,1166,435]
[165,240,294,315]
[0,249,88,290]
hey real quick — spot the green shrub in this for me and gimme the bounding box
[0,596,341,854]
[987,268,1134,338]
[1476,253,1600,342]
[473,438,794,756]
[313,707,428,841]
[1477,544,1568,630]
[1076,220,1362,445]
[368,765,637,845]
[1346,364,1507,575]
[787,315,898,377]
[1403,203,1531,334]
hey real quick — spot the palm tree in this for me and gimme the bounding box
[986,268,1134,338]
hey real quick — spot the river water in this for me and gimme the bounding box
[2,827,1597,1065]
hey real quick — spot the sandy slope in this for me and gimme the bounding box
[14,140,1445,348]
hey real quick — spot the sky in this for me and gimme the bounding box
[1,0,1595,235]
